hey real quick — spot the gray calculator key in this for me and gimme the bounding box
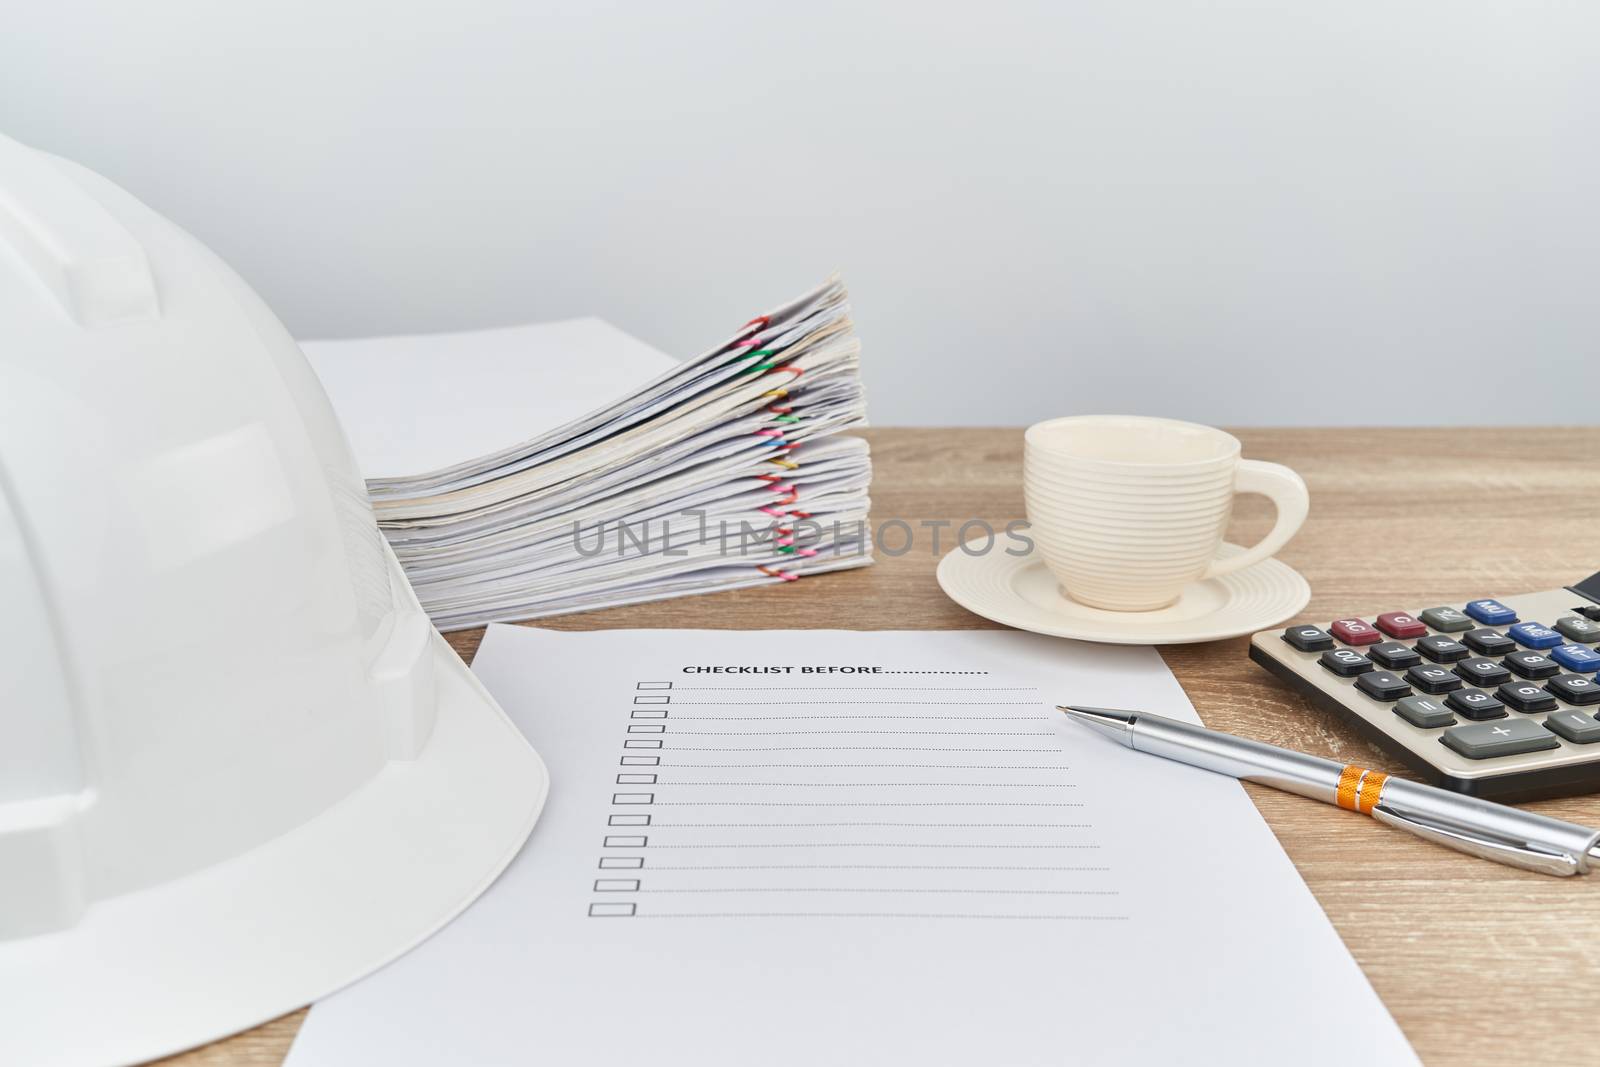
[1547,674,1600,706]
[1497,681,1558,713]
[1394,696,1454,728]
[1419,606,1474,632]
[1544,710,1600,744]
[1356,670,1411,701]
[1405,664,1461,694]
[1555,615,1600,643]
[1368,641,1422,670]
[1442,718,1561,759]
[1319,648,1372,677]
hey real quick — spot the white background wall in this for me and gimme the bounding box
[5,1,1596,426]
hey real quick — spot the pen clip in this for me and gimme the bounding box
[1370,804,1584,877]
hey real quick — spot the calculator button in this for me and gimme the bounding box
[1419,607,1473,632]
[1507,622,1563,650]
[1405,665,1461,694]
[1394,696,1455,728]
[1463,599,1518,625]
[1282,625,1335,652]
[1462,629,1516,657]
[1328,618,1382,646]
[1320,648,1373,677]
[1550,644,1600,673]
[1454,657,1511,687]
[1504,650,1560,680]
[1374,612,1427,639]
[1555,615,1600,643]
[1446,689,1507,720]
[1497,681,1558,713]
[1442,718,1560,759]
[1547,674,1600,706]
[1368,641,1422,670]
[1544,710,1600,744]
[1356,671,1411,701]
[1415,635,1469,663]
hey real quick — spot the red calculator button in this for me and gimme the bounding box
[1375,612,1428,639]
[1330,618,1382,645]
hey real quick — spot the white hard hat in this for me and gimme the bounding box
[0,133,548,1066]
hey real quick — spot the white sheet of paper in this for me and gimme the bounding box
[302,319,677,480]
[286,628,1416,1067]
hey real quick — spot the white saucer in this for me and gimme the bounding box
[936,539,1310,645]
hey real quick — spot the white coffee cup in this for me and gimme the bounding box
[1023,415,1309,612]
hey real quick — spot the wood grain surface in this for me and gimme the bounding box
[161,426,1600,1067]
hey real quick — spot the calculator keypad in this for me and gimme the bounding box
[1261,590,1600,792]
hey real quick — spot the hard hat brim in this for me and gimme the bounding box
[0,632,549,1067]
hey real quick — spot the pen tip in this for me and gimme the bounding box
[1055,705,1138,744]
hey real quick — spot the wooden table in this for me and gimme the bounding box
[163,426,1600,1067]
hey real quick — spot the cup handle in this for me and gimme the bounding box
[1200,460,1309,580]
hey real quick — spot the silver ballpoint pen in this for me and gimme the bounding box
[1059,705,1600,877]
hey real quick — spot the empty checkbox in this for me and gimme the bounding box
[633,695,670,705]
[603,835,648,848]
[631,709,668,719]
[612,792,654,804]
[620,755,660,766]
[616,773,658,784]
[599,856,644,869]
[609,813,650,826]
[594,878,641,892]
[624,739,662,749]
[588,902,637,917]
[628,724,665,734]
[636,682,672,690]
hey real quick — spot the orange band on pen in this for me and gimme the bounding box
[1336,764,1365,811]
[1356,770,1388,814]
[1336,764,1389,815]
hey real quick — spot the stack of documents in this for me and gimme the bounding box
[305,278,871,630]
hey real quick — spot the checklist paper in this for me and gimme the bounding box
[286,628,1417,1066]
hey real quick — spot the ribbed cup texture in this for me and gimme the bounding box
[1024,447,1239,611]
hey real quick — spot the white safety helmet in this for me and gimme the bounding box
[0,133,548,1066]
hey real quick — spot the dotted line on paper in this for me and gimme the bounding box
[661,764,1069,770]
[666,731,1052,737]
[650,842,1096,849]
[673,686,1032,692]
[639,888,1121,896]
[646,864,1111,872]
[664,746,1060,753]
[654,782,1078,788]
[673,701,1038,706]
[656,801,1080,807]
[648,820,1084,828]
[633,914,1128,921]
[668,715,1047,721]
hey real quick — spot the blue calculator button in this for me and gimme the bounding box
[1508,622,1563,650]
[1551,644,1600,672]
[1463,599,1518,625]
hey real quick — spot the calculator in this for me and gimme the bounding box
[1249,570,1600,802]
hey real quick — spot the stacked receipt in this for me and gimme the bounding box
[306,278,872,630]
